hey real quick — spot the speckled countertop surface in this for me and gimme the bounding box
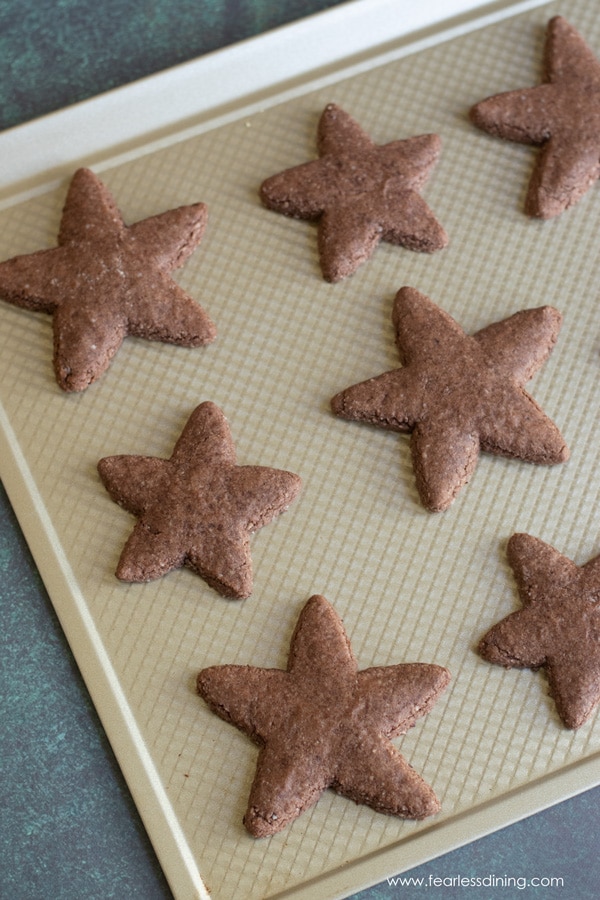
[0,2,599,898]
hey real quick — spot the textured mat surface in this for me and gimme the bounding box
[1,1,599,897]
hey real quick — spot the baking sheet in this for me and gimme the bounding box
[1,0,599,898]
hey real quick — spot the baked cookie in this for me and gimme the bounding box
[197,594,450,836]
[260,103,448,281]
[479,533,600,729]
[98,402,301,599]
[0,167,215,391]
[331,286,569,511]
[470,16,600,218]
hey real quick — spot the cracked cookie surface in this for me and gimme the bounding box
[98,402,301,599]
[479,533,600,729]
[470,16,600,218]
[331,286,568,511]
[197,593,450,836]
[260,103,447,281]
[0,167,215,391]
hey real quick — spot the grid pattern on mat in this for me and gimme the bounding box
[1,1,600,898]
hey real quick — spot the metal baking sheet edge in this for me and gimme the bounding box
[7,1,599,899]
[0,0,549,201]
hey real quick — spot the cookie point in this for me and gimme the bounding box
[330,391,345,415]
[414,791,442,820]
[196,666,219,699]
[243,807,285,838]
[434,665,452,692]
[305,593,330,612]
[55,364,95,393]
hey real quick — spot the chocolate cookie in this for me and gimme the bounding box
[470,16,600,218]
[197,594,450,836]
[98,402,302,599]
[0,167,215,391]
[479,533,600,729]
[331,286,569,511]
[260,103,448,281]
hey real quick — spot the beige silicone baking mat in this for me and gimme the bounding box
[1,0,600,897]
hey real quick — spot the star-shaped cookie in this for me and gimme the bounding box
[331,286,569,511]
[470,16,600,218]
[97,402,302,599]
[197,594,450,836]
[479,533,600,729]
[0,167,216,391]
[260,103,448,281]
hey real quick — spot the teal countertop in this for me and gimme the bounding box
[1,2,598,898]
